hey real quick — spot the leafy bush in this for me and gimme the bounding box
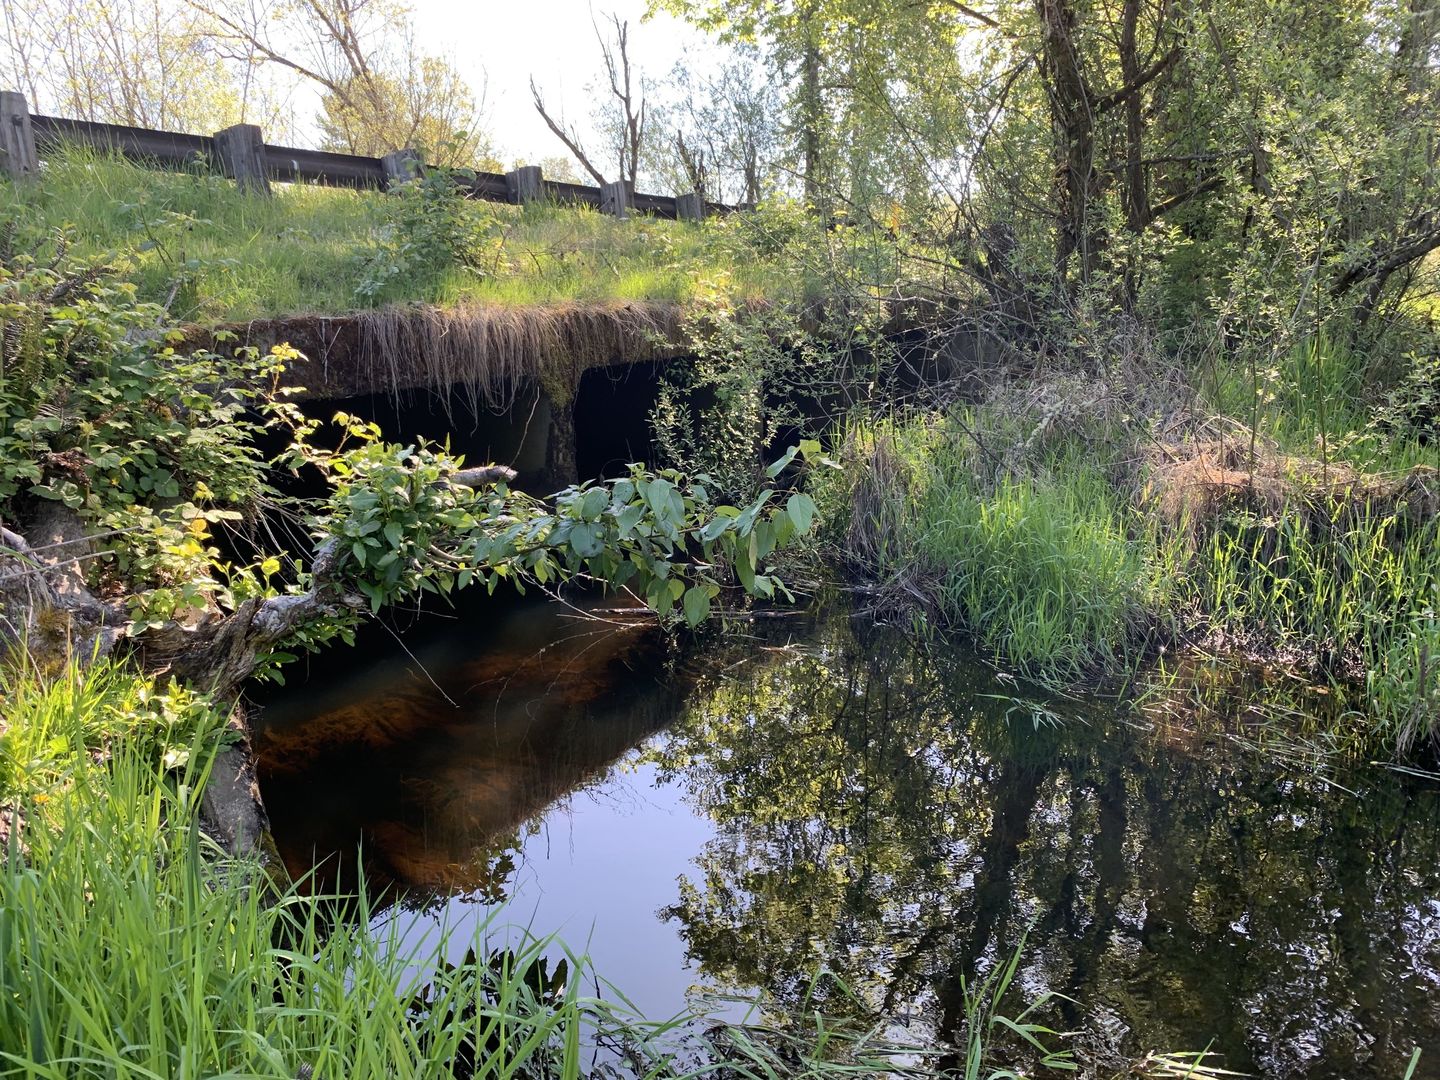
[0,229,301,627]
[302,414,824,629]
[354,167,500,304]
[650,278,815,498]
[1372,345,1440,446]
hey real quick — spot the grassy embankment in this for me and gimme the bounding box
[816,335,1440,754]
[0,149,852,322]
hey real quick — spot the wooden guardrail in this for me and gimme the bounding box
[0,91,728,220]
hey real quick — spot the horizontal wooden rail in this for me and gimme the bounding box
[32,114,213,163]
[2,93,733,220]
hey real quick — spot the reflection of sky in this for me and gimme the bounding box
[382,753,734,1024]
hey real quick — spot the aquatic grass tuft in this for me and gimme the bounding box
[825,411,1170,685]
[949,931,1075,1080]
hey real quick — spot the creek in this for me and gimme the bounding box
[249,591,1440,1079]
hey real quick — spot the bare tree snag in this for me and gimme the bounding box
[530,77,608,187]
[530,12,648,193]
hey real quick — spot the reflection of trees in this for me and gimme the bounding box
[650,613,1440,1078]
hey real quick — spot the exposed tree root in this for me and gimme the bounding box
[188,299,690,407]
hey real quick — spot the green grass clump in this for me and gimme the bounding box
[1194,332,1440,748]
[829,412,1168,683]
[1181,497,1440,751]
[3,151,381,321]
[0,150,850,322]
[0,660,223,804]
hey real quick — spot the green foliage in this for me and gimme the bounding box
[354,167,502,305]
[0,231,302,627]
[823,412,1164,683]
[1372,345,1440,448]
[0,227,824,698]
[0,660,227,804]
[0,236,262,511]
[827,399,1440,752]
[299,414,825,630]
[651,278,809,498]
[652,204,897,498]
[950,931,1075,1080]
[1182,498,1440,753]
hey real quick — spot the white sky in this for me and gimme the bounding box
[406,0,714,167]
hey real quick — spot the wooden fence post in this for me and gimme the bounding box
[0,91,39,181]
[381,149,422,188]
[506,165,543,204]
[212,123,270,195]
[600,181,629,219]
[675,192,705,222]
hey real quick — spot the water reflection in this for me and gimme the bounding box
[253,600,1440,1078]
[648,614,1440,1078]
[255,599,688,902]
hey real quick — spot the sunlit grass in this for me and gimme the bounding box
[822,412,1172,684]
[1205,334,1440,473]
[0,150,812,322]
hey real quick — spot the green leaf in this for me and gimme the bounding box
[755,517,777,558]
[735,547,756,592]
[616,504,645,536]
[786,492,818,535]
[682,585,712,627]
[580,486,609,521]
[569,521,605,558]
[643,477,674,515]
[700,515,732,543]
[765,445,800,479]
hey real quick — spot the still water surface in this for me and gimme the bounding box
[251,595,1440,1078]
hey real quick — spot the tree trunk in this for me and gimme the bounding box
[797,2,825,206]
[1037,0,1098,285]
